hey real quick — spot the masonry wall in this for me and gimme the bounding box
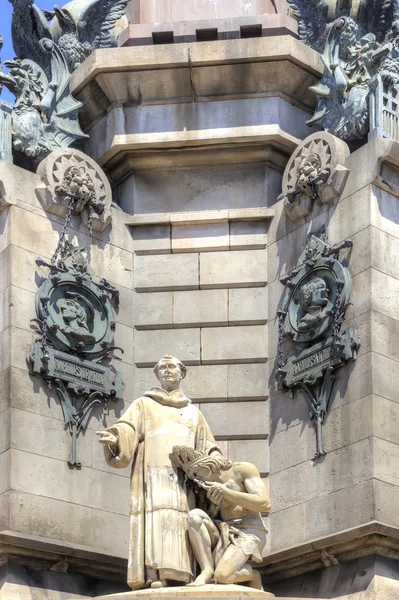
[265,138,399,561]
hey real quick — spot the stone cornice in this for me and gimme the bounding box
[260,522,399,583]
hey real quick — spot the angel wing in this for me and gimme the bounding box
[8,0,52,77]
[76,0,129,50]
[287,0,330,50]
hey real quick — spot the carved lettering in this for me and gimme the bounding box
[54,358,105,387]
[292,347,331,378]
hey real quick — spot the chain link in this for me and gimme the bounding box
[88,206,93,240]
[332,281,344,343]
[277,310,287,373]
[51,197,75,264]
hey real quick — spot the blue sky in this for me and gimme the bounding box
[1,0,56,103]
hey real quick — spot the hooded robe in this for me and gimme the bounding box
[103,387,220,590]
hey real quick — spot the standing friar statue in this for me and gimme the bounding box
[97,355,272,595]
[97,355,223,590]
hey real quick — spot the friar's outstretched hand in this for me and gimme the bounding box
[96,430,118,449]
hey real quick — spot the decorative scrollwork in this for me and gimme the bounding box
[277,229,360,458]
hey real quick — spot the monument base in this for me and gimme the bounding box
[93,584,275,599]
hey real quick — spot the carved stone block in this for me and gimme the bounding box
[281,132,350,222]
[35,148,112,232]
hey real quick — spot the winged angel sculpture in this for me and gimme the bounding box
[288,0,399,140]
[0,0,128,163]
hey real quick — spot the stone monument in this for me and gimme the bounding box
[97,356,272,597]
[1,0,399,598]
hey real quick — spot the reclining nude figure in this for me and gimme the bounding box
[171,446,271,590]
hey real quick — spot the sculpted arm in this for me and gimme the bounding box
[97,400,141,469]
[211,463,271,513]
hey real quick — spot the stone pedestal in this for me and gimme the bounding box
[93,584,275,599]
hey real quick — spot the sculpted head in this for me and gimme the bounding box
[154,355,187,392]
[171,446,233,484]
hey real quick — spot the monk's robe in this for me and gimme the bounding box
[103,387,220,590]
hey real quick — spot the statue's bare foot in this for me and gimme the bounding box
[188,571,214,587]
[248,570,263,591]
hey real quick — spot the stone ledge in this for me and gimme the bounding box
[0,530,127,582]
[71,36,321,95]
[95,125,299,178]
[119,14,298,47]
[93,583,275,599]
[259,522,399,583]
[127,208,274,227]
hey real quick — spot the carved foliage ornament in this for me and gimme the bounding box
[28,241,124,468]
[277,230,360,458]
[282,132,350,222]
[36,148,112,232]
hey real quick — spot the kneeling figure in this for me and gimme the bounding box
[172,446,271,590]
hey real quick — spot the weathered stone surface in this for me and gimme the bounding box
[373,395,399,446]
[372,352,399,403]
[202,325,267,364]
[134,329,201,366]
[374,479,399,528]
[10,449,130,515]
[10,408,92,467]
[172,222,230,253]
[174,289,228,327]
[134,253,199,291]
[130,224,171,255]
[114,324,134,366]
[371,225,399,280]
[229,287,267,325]
[270,396,373,474]
[373,437,399,488]
[9,490,93,547]
[268,501,307,552]
[304,480,375,545]
[371,269,399,322]
[229,220,267,250]
[0,491,9,531]
[227,363,268,399]
[0,450,10,495]
[226,439,269,475]
[270,438,373,513]
[371,186,399,240]
[200,249,267,289]
[134,291,174,328]
[200,401,268,439]
[0,247,10,294]
[92,509,130,557]
[0,408,10,456]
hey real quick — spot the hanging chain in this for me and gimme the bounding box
[332,280,344,343]
[88,206,93,240]
[40,297,50,355]
[51,196,76,263]
[277,310,287,373]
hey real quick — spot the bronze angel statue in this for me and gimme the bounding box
[288,0,399,140]
[0,0,128,164]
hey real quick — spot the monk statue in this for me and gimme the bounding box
[171,446,271,590]
[97,355,222,590]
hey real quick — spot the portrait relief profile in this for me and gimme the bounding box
[57,292,96,344]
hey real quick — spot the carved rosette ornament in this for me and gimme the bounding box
[277,230,360,458]
[28,242,124,468]
[281,132,350,222]
[36,148,112,232]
